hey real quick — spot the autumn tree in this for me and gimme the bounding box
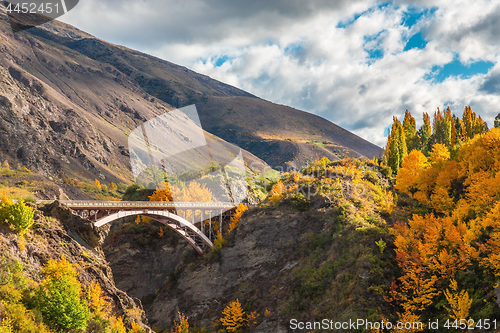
[149,182,174,202]
[35,257,90,332]
[150,181,213,203]
[110,316,127,333]
[109,182,118,192]
[444,279,472,320]
[432,108,445,145]
[94,179,102,190]
[220,299,245,332]
[403,110,418,151]
[228,203,248,233]
[395,150,428,196]
[269,180,285,205]
[443,107,453,148]
[171,312,189,333]
[386,117,407,172]
[87,280,111,317]
[418,112,432,154]
[110,316,126,333]
[129,321,143,333]
[212,230,226,254]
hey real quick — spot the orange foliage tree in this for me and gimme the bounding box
[228,203,248,234]
[269,180,285,205]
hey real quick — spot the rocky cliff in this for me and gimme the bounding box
[0,201,153,332]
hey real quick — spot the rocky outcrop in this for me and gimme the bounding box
[105,204,327,332]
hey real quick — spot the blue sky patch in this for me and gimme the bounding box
[424,57,494,82]
[366,48,384,62]
[384,124,391,137]
[364,31,385,62]
[284,43,304,57]
[214,55,231,67]
[403,31,427,51]
[337,2,391,29]
[401,7,437,28]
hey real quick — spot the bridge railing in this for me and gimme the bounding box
[37,200,236,210]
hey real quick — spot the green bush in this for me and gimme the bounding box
[1,199,35,234]
[34,258,90,332]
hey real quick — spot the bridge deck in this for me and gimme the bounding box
[37,200,236,210]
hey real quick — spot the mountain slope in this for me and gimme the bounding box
[0,7,267,192]
[0,8,382,173]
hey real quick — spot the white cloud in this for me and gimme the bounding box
[61,0,500,147]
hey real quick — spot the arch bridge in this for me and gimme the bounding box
[40,200,237,255]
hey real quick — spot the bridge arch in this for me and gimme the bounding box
[94,210,213,255]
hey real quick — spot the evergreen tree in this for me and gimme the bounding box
[495,113,500,128]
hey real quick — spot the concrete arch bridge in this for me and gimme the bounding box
[40,201,237,254]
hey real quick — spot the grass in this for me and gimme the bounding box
[311,141,325,148]
[0,188,34,201]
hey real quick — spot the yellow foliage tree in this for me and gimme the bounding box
[94,179,102,190]
[444,279,472,320]
[109,182,118,192]
[110,316,126,333]
[129,321,143,333]
[396,150,427,196]
[212,230,226,253]
[87,280,111,317]
[220,299,245,332]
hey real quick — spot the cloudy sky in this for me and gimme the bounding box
[60,0,500,146]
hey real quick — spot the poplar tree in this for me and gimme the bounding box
[403,110,418,151]
[463,106,473,139]
[433,108,445,145]
[418,113,432,155]
[443,107,453,148]
[387,117,407,172]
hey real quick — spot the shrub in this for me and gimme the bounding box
[290,193,310,211]
[0,198,34,234]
